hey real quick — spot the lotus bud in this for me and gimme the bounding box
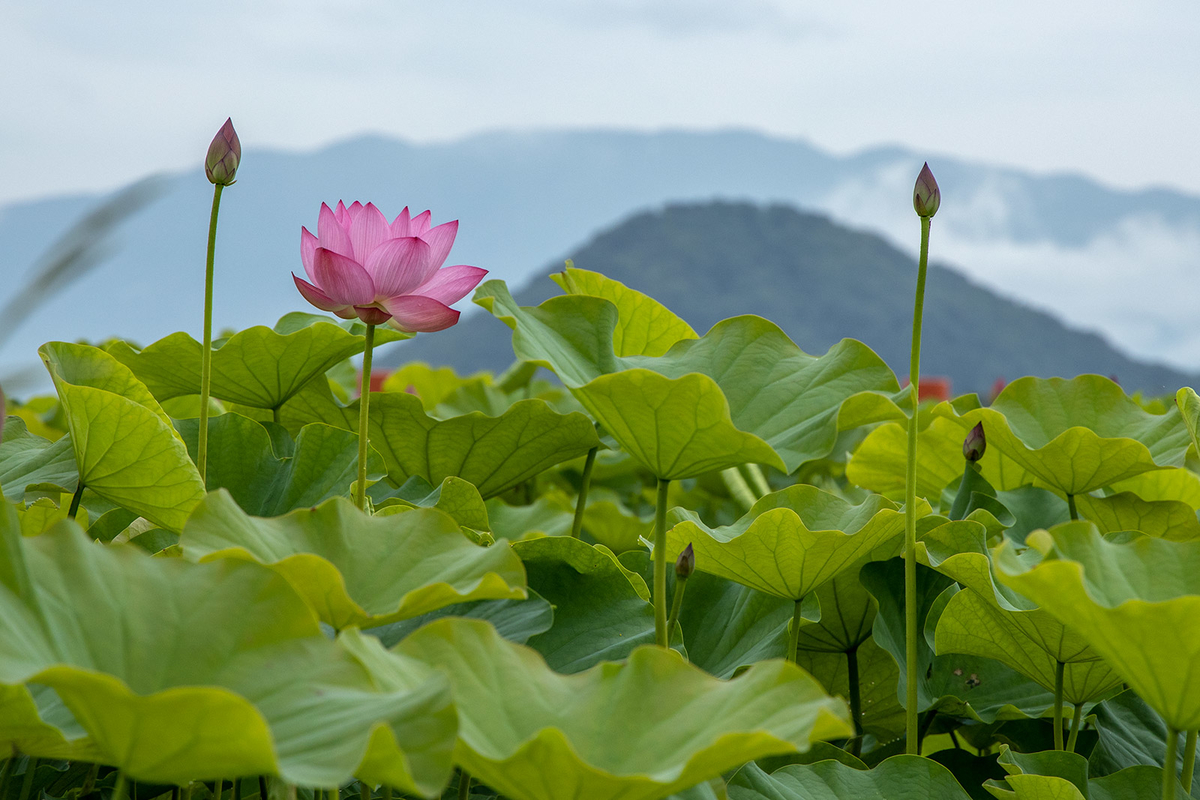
[675,543,695,580]
[963,422,986,462]
[912,162,940,218]
[205,118,241,186]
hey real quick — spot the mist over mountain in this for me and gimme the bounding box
[380,201,1197,396]
[2,128,1199,392]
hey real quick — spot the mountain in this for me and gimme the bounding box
[3,128,1200,392]
[379,201,1197,396]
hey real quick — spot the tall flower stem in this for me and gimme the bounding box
[1053,660,1066,750]
[112,773,128,800]
[355,324,376,511]
[666,575,689,641]
[1067,704,1084,753]
[1183,730,1197,793]
[653,477,671,647]
[197,183,225,479]
[569,447,598,538]
[1165,726,1179,800]
[903,213,931,753]
[16,758,37,800]
[786,599,804,664]
[67,482,85,519]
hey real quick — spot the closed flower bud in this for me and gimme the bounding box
[675,543,695,580]
[205,118,241,186]
[913,162,940,218]
[963,422,986,462]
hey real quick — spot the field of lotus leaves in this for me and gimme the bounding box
[5,130,1200,800]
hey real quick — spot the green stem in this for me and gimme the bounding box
[1183,730,1197,793]
[0,759,12,799]
[847,646,863,758]
[1053,660,1066,750]
[903,213,931,754]
[82,763,100,796]
[272,407,281,425]
[67,481,84,519]
[569,447,598,539]
[258,777,268,800]
[457,771,470,800]
[381,788,391,800]
[739,463,771,498]
[234,778,243,800]
[787,598,804,664]
[1165,725,1179,800]
[197,183,225,479]
[111,773,128,800]
[720,466,756,512]
[653,477,671,647]
[17,757,37,800]
[1067,703,1083,753]
[666,576,688,645]
[359,781,369,800]
[1067,493,1078,521]
[214,779,223,800]
[355,324,376,511]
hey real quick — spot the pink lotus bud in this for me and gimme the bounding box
[913,162,940,218]
[963,422,986,462]
[205,118,241,186]
[675,543,695,580]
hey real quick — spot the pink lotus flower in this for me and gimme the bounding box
[293,201,487,331]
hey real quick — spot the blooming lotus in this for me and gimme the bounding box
[294,202,487,332]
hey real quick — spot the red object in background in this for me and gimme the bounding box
[901,376,952,402]
[988,377,1007,404]
[355,370,392,396]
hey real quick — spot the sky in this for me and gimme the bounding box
[3,0,1200,205]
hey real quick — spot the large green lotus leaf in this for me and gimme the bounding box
[365,592,555,648]
[177,413,385,516]
[108,314,404,411]
[1112,468,1200,510]
[1075,491,1200,541]
[0,507,456,792]
[0,417,78,501]
[919,520,1123,704]
[795,572,878,654]
[365,391,600,498]
[675,571,792,679]
[995,522,1200,731]
[513,536,657,672]
[847,417,1035,501]
[1089,690,1200,798]
[727,756,972,800]
[181,491,527,631]
[862,559,1056,723]
[664,485,904,601]
[476,276,905,478]
[39,342,205,531]
[381,362,490,412]
[551,267,698,357]
[985,746,1170,800]
[376,476,492,534]
[795,638,908,743]
[932,376,1189,496]
[393,617,853,800]
[487,493,576,540]
[0,684,100,761]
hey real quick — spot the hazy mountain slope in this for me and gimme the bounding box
[2,128,1199,391]
[381,202,1196,396]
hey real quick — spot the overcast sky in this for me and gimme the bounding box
[3,0,1199,206]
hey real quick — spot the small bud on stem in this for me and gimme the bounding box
[205,118,241,186]
[913,162,940,218]
[675,543,695,580]
[963,422,986,462]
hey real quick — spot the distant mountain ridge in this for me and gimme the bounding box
[379,201,1198,396]
[3,127,1200,392]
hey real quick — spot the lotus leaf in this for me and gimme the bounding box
[476,273,905,478]
[513,536,656,671]
[181,491,527,630]
[364,391,600,498]
[0,417,78,502]
[795,638,908,742]
[393,617,853,800]
[108,314,403,411]
[365,592,555,648]
[487,493,576,540]
[995,522,1200,731]
[1089,690,1200,796]
[727,756,972,800]
[664,485,905,602]
[985,746,1170,800]
[177,413,385,515]
[0,684,99,761]
[932,376,1189,497]
[674,571,792,678]
[1074,491,1200,541]
[381,362,491,411]
[376,476,492,533]
[39,342,205,531]
[1112,468,1200,510]
[920,520,1123,705]
[0,506,456,791]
